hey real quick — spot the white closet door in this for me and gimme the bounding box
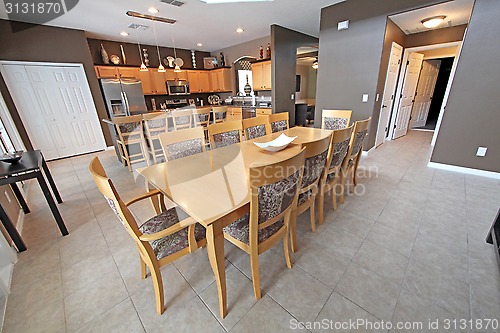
[24,66,76,158]
[2,65,60,160]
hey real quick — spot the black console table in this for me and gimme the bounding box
[486,208,500,273]
[0,150,68,252]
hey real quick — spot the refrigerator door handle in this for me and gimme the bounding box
[122,91,130,115]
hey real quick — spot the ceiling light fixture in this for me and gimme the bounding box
[120,31,129,36]
[151,16,166,72]
[148,7,159,14]
[133,19,148,72]
[312,58,318,70]
[200,0,274,3]
[170,27,183,73]
[421,15,446,29]
[197,43,203,47]
[126,11,176,24]
[236,28,244,33]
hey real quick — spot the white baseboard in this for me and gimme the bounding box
[105,146,115,151]
[428,162,500,179]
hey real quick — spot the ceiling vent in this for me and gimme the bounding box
[128,23,149,30]
[161,0,185,7]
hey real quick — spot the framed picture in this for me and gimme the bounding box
[203,57,217,69]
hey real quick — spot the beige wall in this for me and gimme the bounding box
[421,46,458,59]
[295,65,310,101]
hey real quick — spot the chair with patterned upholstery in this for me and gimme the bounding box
[242,116,269,140]
[143,112,169,164]
[289,134,332,253]
[89,157,206,315]
[158,127,206,161]
[321,110,352,130]
[339,118,371,204]
[207,120,243,149]
[223,148,305,299]
[114,115,149,172]
[193,107,211,128]
[172,109,193,130]
[267,112,289,133]
[318,125,354,224]
[211,106,228,124]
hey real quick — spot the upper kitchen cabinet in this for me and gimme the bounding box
[251,60,272,91]
[117,67,139,78]
[94,66,138,79]
[187,70,211,93]
[210,68,232,92]
[165,69,188,81]
[137,70,167,95]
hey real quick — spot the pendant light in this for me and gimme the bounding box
[134,19,148,72]
[312,57,318,70]
[151,13,166,72]
[171,27,182,73]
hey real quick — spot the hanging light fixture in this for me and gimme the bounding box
[312,57,318,70]
[151,13,166,72]
[134,21,148,72]
[171,28,182,73]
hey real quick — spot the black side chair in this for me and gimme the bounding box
[295,103,308,126]
[306,105,315,125]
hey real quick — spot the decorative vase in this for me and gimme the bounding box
[244,75,252,96]
[191,50,197,69]
[220,52,225,67]
[266,43,271,59]
[120,45,127,65]
[142,48,150,67]
[100,44,109,64]
[259,46,263,59]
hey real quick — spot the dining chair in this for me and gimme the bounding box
[114,115,149,172]
[321,109,352,130]
[339,118,371,204]
[267,112,289,133]
[89,157,206,315]
[212,106,228,124]
[289,134,332,253]
[158,127,206,161]
[318,125,354,224]
[193,107,211,128]
[207,120,243,149]
[223,148,306,299]
[172,109,193,130]
[242,116,269,140]
[143,112,169,164]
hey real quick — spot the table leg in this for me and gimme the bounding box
[36,172,68,236]
[10,183,30,214]
[0,204,26,252]
[206,219,227,319]
[41,155,62,203]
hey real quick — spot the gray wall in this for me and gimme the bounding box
[315,0,446,148]
[0,19,112,147]
[431,0,500,173]
[271,25,318,126]
[405,24,467,48]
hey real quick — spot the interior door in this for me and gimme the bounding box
[410,59,441,128]
[2,65,60,160]
[393,52,424,139]
[375,42,403,147]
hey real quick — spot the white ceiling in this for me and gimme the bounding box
[0,0,344,52]
[389,0,475,35]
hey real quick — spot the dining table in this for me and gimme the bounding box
[137,126,332,318]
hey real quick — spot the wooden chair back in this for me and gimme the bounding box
[193,107,211,128]
[143,112,169,163]
[342,117,371,171]
[267,112,289,133]
[172,109,193,130]
[299,134,333,194]
[158,127,206,161]
[323,125,354,181]
[321,109,352,130]
[242,116,269,140]
[207,120,243,149]
[114,115,145,143]
[212,106,228,123]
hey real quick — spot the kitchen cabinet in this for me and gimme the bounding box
[251,60,272,91]
[94,66,138,79]
[137,70,156,94]
[187,70,211,93]
[210,68,232,92]
[227,107,242,121]
[256,108,272,117]
[135,70,167,95]
[151,71,167,94]
[117,67,138,78]
[165,69,188,81]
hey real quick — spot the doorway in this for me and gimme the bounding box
[295,46,318,126]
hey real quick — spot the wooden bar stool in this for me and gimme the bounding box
[114,115,149,172]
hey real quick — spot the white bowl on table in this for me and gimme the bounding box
[253,133,298,152]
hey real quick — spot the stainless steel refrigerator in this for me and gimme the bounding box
[100,78,147,118]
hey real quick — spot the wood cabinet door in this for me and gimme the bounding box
[165,69,176,81]
[137,71,156,94]
[152,71,167,94]
[219,69,232,92]
[262,61,272,90]
[252,63,263,91]
[187,71,200,92]
[210,71,220,91]
[198,71,211,92]
[118,67,138,78]
[176,70,188,81]
[95,66,118,78]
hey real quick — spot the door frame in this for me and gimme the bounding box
[387,41,462,141]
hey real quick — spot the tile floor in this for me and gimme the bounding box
[2,130,499,332]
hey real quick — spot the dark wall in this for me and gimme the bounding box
[88,39,210,69]
[0,20,112,147]
[427,57,454,123]
[315,0,446,149]
[271,25,318,127]
[431,0,500,173]
[405,24,467,48]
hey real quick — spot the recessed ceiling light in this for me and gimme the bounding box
[120,31,129,36]
[421,15,446,29]
[197,43,203,47]
[236,28,244,33]
[148,7,159,14]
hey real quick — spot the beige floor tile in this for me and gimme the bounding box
[366,222,416,258]
[315,224,364,259]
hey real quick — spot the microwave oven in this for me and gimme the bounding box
[166,80,190,95]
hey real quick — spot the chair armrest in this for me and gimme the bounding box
[125,190,163,207]
[139,217,197,242]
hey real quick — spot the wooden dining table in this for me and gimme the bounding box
[137,126,332,318]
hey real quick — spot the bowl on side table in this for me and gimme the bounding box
[0,151,24,164]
